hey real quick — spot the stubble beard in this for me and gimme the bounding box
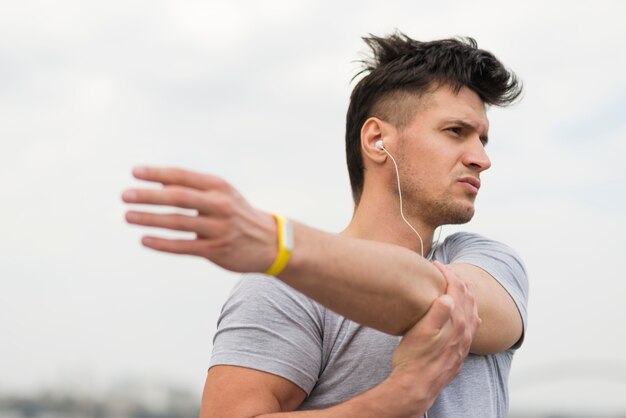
[400,186,476,227]
[422,195,475,226]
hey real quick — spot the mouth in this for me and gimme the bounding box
[458,176,481,194]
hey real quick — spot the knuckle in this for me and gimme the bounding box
[132,190,145,201]
[213,195,235,216]
[451,276,464,290]
[436,296,454,314]
[456,317,467,331]
[473,318,481,333]
[452,320,466,336]
[213,178,230,192]
[450,309,463,324]
[169,188,188,203]
[465,291,476,304]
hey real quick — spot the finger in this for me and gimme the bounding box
[433,261,471,334]
[126,210,222,237]
[132,166,228,192]
[467,281,482,330]
[433,261,464,301]
[432,260,450,285]
[464,280,476,314]
[122,186,228,214]
[141,235,207,256]
[412,295,454,334]
[455,282,478,354]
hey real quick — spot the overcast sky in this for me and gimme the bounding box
[1,0,625,415]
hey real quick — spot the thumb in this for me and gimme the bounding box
[420,295,455,331]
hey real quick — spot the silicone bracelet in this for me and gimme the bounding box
[264,214,294,276]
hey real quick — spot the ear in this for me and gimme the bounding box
[360,117,397,165]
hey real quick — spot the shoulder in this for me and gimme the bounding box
[435,232,527,280]
[211,274,326,395]
[434,232,530,338]
[436,232,522,260]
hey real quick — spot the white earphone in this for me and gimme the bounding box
[375,139,384,150]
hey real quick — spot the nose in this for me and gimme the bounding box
[462,136,492,172]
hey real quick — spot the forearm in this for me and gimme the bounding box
[122,167,445,335]
[277,222,446,335]
[257,374,428,418]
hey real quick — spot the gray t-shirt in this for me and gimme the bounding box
[210,232,529,417]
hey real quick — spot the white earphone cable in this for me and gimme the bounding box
[381,147,424,258]
[431,224,444,258]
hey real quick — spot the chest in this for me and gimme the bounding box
[300,317,509,417]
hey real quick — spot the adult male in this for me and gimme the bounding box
[123,33,528,417]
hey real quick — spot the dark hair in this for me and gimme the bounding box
[345,32,523,204]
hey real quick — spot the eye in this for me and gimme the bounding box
[446,127,463,136]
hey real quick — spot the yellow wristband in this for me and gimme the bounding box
[264,214,294,276]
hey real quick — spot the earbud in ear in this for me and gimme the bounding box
[375,140,384,150]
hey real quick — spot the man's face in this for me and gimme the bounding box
[393,85,491,227]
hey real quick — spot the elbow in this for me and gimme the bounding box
[393,267,446,336]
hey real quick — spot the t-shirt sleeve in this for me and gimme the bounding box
[209,274,324,395]
[441,232,529,349]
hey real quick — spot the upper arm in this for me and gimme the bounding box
[439,232,529,355]
[448,263,523,355]
[201,365,307,418]
[208,276,324,414]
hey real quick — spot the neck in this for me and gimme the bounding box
[341,188,436,257]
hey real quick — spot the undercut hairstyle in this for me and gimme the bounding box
[345,32,523,204]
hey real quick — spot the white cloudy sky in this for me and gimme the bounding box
[1,0,625,414]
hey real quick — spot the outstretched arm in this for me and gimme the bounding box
[122,166,521,353]
[122,167,443,332]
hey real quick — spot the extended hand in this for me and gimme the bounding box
[122,166,277,273]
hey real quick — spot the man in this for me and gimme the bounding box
[122,33,528,417]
